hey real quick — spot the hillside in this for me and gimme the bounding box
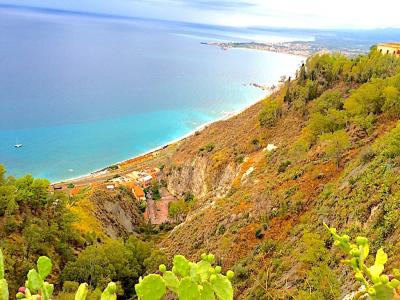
[156,48,400,299]
[1,47,400,300]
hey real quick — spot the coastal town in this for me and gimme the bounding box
[202,40,369,57]
[53,144,180,226]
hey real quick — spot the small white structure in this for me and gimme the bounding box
[263,144,278,152]
[106,184,115,190]
[138,175,153,187]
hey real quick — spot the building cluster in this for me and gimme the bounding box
[377,43,400,57]
[105,167,161,201]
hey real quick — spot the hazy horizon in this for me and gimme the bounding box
[1,0,399,30]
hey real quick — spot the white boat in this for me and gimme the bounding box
[14,139,23,148]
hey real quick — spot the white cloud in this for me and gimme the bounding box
[1,0,399,29]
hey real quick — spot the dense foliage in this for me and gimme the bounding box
[0,166,165,299]
[0,165,81,294]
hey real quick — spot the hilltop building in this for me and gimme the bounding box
[377,43,400,56]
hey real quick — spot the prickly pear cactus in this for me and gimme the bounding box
[135,253,234,300]
[74,283,89,300]
[0,249,9,300]
[325,224,400,300]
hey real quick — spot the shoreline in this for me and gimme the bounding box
[54,94,271,185]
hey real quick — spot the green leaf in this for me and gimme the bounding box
[178,278,201,300]
[27,269,42,292]
[74,283,89,300]
[368,249,388,279]
[369,264,385,280]
[360,244,369,262]
[369,283,394,300]
[199,282,215,300]
[37,256,52,279]
[211,274,233,300]
[0,279,9,300]
[196,260,211,282]
[173,255,190,277]
[163,271,180,293]
[101,282,117,300]
[135,274,166,300]
[0,249,4,280]
[375,248,388,265]
[42,282,54,300]
[388,279,400,289]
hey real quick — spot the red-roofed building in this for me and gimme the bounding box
[132,185,146,201]
[125,182,146,201]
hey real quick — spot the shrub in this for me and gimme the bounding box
[217,224,226,235]
[199,143,215,153]
[255,228,264,239]
[381,122,400,158]
[319,129,351,168]
[382,86,400,119]
[62,281,79,293]
[232,263,249,280]
[259,99,282,127]
[255,238,276,255]
[360,147,376,163]
[67,183,75,189]
[278,160,291,173]
[311,90,343,114]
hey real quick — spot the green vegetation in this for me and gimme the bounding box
[135,253,234,300]
[0,250,117,300]
[259,99,282,127]
[326,225,400,300]
[319,129,351,167]
[151,180,161,200]
[199,143,216,154]
[0,165,165,299]
[168,199,189,223]
[61,237,166,298]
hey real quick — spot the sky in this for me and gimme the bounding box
[1,0,400,29]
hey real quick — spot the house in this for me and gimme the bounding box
[138,175,153,187]
[377,43,400,57]
[132,185,146,201]
[124,182,146,201]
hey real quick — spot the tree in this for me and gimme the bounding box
[150,180,161,200]
[61,237,163,299]
[259,99,282,127]
[168,199,188,223]
[319,130,351,168]
[382,86,400,119]
[344,79,385,117]
[311,91,343,114]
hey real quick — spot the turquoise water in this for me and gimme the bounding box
[0,9,304,182]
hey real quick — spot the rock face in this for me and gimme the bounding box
[90,189,143,238]
[165,157,238,199]
[163,101,265,200]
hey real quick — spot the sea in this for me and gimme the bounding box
[0,7,307,182]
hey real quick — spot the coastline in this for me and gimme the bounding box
[54,93,271,185]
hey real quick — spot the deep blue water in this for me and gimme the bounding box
[0,9,304,181]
